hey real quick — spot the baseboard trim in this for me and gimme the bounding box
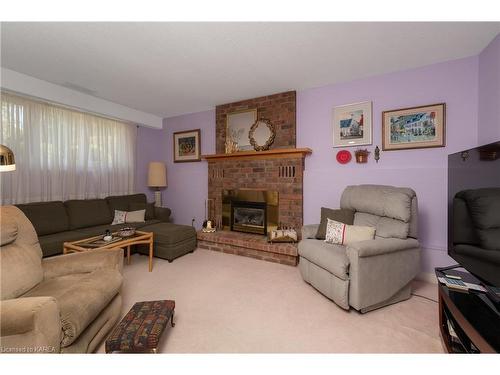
[416,272,437,284]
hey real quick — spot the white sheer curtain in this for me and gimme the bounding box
[0,92,136,204]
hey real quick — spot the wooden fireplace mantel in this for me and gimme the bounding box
[202,148,312,161]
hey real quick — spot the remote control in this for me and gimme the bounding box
[438,277,469,291]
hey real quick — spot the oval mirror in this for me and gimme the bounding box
[249,119,276,151]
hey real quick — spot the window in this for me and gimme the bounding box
[0,92,136,204]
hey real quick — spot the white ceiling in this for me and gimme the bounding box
[1,22,499,118]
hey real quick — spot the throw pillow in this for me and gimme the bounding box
[325,218,375,246]
[111,209,146,225]
[315,207,355,239]
[126,209,146,223]
[111,210,127,225]
[129,202,155,220]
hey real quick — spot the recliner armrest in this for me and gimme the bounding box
[301,224,320,239]
[154,207,171,222]
[346,238,419,258]
[42,248,124,280]
[0,297,61,353]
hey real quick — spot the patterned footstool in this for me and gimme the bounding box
[105,300,175,353]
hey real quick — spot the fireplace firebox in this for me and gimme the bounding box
[222,189,278,236]
[230,201,267,235]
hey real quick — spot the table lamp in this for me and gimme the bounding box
[0,144,16,172]
[148,161,167,207]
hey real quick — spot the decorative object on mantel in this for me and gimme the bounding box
[148,161,167,207]
[354,149,370,163]
[226,109,257,152]
[382,103,446,151]
[268,228,298,243]
[224,137,239,154]
[0,144,16,172]
[249,119,276,151]
[374,146,381,163]
[333,101,372,148]
[173,129,201,162]
[336,150,352,164]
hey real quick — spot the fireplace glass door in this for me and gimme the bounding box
[230,201,267,235]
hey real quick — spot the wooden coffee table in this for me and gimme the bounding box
[63,230,155,272]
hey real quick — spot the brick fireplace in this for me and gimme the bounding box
[197,90,311,266]
[198,148,311,265]
[207,150,310,234]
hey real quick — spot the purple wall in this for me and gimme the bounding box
[136,55,489,274]
[135,110,215,227]
[297,57,479,272]
[135,125,168,202]
[478,34,500,145]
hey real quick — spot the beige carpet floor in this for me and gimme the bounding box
[98,249,443,353]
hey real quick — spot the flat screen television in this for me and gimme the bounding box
[448,140,500,288]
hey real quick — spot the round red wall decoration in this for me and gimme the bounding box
[336,150,352,164]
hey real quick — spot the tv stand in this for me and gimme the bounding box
[435,267,500,353]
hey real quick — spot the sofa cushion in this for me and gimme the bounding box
[0,206,44,300]
[298,239,350,280]
[16,201,69,236]
[354,212,410,239]
[129,202,155,220]
[72,220,161,238]
[74,223,129,237]
[64,199,112,230]
[140,222,196,245]
[315,207,355,240]
[106,194,147,214]
[340,185,415,223]
[23,268,123,347]
[38,231,95,257]
[132,219,161,229]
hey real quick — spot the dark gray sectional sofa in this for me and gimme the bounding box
[16,193,196,261]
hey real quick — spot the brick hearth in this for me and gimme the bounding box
[197,230,298,266]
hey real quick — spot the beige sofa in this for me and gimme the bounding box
[298,185,420,313]
[0,206,123,353]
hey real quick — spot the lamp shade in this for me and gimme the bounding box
[0,144,16,172]
[148,161,167,187]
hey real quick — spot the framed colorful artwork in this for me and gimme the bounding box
[382,103,446,151]
[173,129,201,162]
[333,101,372,147]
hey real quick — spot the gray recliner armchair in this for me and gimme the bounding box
[298,185,420,313]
